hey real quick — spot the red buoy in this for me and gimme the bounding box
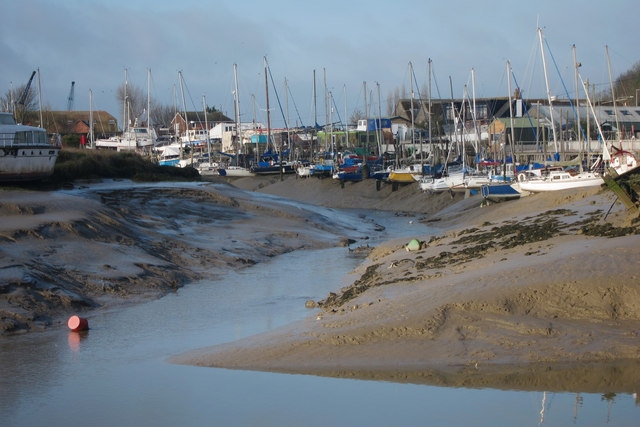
[67,315,89,332]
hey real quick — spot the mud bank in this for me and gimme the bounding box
[0,180,378,334]
[173,185,640,392]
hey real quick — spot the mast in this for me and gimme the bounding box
[376,82,383,157]
[285,77,291,160]
[203,95,211,167]
[409,61,415,164]
[538,28,558,154]
[507,60,518,177]
[363,81,369,167]
[573,45,583,154]
[579,73,610,163]
[178,71,188,161]
[233,63,241,155]
[606,45,621,141]
[323,68,328,153]
[344,84,349,148]
[123,68,128,133]
[264,57,271,156]
[147,68,153,158]
[251,93,258,160]
[36,68,43,127]
[471,68,480,162]
[428,58,433,172]
[89,89,94,149]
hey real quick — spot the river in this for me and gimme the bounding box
[0,184,638,426]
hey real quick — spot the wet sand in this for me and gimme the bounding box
[0,179,389,334]
[173,177,640,392]
[3,174,640,392]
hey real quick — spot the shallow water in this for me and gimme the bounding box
[1,188,638,426]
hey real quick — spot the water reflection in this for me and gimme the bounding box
[67,331,89,352]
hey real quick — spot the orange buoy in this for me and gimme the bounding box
[67,315,89,332]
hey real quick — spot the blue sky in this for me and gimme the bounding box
[2,0,637,128]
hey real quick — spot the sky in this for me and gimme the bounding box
[2,0,638,129]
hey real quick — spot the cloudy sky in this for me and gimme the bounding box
[2,0,637,128]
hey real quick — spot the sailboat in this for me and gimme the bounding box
[217,64,254,177]
[389,62,422,184]
[95,69,156,153]
[250,57,296,176]
[518,33,604,193]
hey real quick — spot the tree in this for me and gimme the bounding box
[1,84,37,123]
[150,102,175,128]
[116,83,146,127]
[350,109,365,124]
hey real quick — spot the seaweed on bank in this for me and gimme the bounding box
[317,207,639,311]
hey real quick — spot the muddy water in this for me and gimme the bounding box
[1,194,638,426]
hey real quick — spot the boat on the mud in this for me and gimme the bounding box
[481,183,521,202]
[0,112,61,182]
[518,169,603,192]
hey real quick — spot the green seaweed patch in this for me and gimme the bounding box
[580,223,640,238]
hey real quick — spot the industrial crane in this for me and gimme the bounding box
[17,71,36,105]
[67,81,75,111]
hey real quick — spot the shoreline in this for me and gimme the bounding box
[1,177,404,334]
[172,179,640,392]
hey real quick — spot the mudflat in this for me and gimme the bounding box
[173,178,640,392]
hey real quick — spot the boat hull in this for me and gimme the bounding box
[0,146,60,182]
[519,173,603,192]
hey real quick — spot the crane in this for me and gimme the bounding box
[17,71,36,105]
[67,81,75,111]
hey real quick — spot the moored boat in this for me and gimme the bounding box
[519,169,603,192]
[0,112,61,182]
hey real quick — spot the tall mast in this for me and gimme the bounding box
[89,89,94,149]
[178,71,188,160]
[323,68,328,152]
[264,57,271,154]
[377,82,383,156]
[538,28,558,154]
[344,84,348,148]
[573,45,582,147]
[507,60,517,173]
[123,68,128,132]
[251,93,258,159]
[203,95,211,166]
[285,77,291,160]
[428,58,432,167]
[234,63,241,154]
[409,61,415,161]
[36,68,43,127]
[606,45,621,141]
[471,68,480,160]
[363,81,368,167]
[147,68,152,156]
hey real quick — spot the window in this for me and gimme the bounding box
[605,110,614,115]
[621,110,631,116]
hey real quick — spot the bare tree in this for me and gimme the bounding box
[116,83,146,127]
[386,90,394,116]
[150,102,176,128]
[350,108,365,124]
[1,84,37,123]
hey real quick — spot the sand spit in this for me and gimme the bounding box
[0,179,384,334]
[173,182,640,392]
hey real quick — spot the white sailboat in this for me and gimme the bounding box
[518,169,603,192]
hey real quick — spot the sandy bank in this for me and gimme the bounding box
[173,185,640,392]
